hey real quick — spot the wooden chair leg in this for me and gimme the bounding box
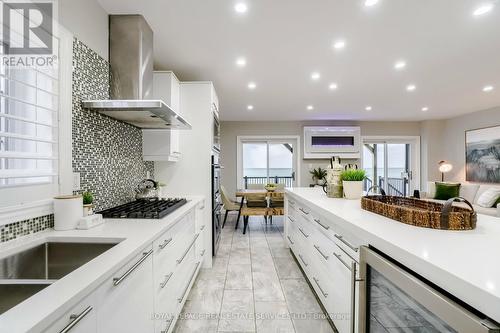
[264,216,267,224]
[243,216,249,234]
[222,210,229,228]
[270,215,273,224]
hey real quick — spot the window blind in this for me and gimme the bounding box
[0,54,59,188]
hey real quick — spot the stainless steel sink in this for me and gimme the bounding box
[0,241,119,314]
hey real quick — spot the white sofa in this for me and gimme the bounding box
[423,181,500,218]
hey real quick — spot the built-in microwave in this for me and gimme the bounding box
[303,126,361,159]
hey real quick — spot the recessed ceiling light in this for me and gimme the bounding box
[365,106,372,111]
[406,84,416,91]
[307,105,314,111]
[394,61,406,70]
[483,85,494,92]
[365,0,379,7]
[328,83,338,90]
[247,105,254,110]
[473,4,494,16]
[311,72,321,80]
[333,40,346,50]
[234,3,248,13]
[247,82,256,89]
[421,107,429,112]
[236,57,246,67]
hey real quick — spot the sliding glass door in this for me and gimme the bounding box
[240,139,297,189]
[362,138,419,196]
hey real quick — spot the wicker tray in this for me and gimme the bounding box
[361,196,477,230]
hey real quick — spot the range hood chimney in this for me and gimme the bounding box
[82,15,191,130]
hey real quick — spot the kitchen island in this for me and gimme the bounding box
[0,196,206,333]
[285,187,500,332]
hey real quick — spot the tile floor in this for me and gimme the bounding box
[173,214,335,333]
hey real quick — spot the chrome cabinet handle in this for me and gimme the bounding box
[313,277,328,298]
[177,262,200,303]
[314,218,330,230]
[299,207,309,215]
[177,233,200,264]
[159,237,173,249]
[160,272,173,288]
[200,249,206,256]
[314,245,329,260]
[298,227,309,238]
[287,215,295,223]
[59,306,93,333]
[200,225,206,231]
[161,318,174,333]
[333,252,352,271]
[334,234,359,252]
[287,235,294,245]
[298,254,308,267]
[113,249,153,286]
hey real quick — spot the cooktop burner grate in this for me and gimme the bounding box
[98,198,188,219]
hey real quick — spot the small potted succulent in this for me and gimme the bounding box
[309,167,327,185]
[82,191,94,216]
[340,169,366,199]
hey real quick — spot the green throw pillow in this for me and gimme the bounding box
[434,182,461,200]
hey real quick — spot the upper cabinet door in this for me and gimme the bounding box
[153,71,180,114]
[144,71,181,161]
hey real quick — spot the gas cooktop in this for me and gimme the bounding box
[98,198,188,219]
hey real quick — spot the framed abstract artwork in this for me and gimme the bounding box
[465,125,500,183]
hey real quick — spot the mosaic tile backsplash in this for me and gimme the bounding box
[0,39,154,242]
[72,39,154,212]
[0,215,54,243]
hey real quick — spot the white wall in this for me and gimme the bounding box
[59,0,109,59]
[442,107,500,183]
[220,120,422,197]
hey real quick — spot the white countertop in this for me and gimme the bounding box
[286,187,500,323]
[0,196,204,333]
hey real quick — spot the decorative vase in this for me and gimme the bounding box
[323,157,344,198]
[83,204,94,216]
[343,181,364,199]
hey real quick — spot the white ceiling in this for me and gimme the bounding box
[97,0,500,121]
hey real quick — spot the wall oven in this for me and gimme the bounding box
[211,153,221,256]
[358,247,500,333]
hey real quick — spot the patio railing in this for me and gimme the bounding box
[244,176,293,189]
[364,177,408,196]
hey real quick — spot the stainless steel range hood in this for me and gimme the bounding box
[82,15,191,130]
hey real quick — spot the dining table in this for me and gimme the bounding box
[235,189,285,211]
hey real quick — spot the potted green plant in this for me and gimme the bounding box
[340,169,366,199]
[309,167,328,185]
[82,191,94,216]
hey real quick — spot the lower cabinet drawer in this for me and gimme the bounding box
[96,245,154,333]
[43,294,96,333]
[308,243,354,333]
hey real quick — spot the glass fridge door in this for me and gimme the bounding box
[359,247,499,333]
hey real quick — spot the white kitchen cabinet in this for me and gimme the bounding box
[285,195,363,333]
[143,71,181,162]
[43,294,96,333]
[95,245,154,333]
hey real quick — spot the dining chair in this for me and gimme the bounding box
[268,192,285,224]
[240,192,268,234]
[220,186,242,228]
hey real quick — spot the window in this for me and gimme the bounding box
[0,19,72,214]
[0,65,59,187]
